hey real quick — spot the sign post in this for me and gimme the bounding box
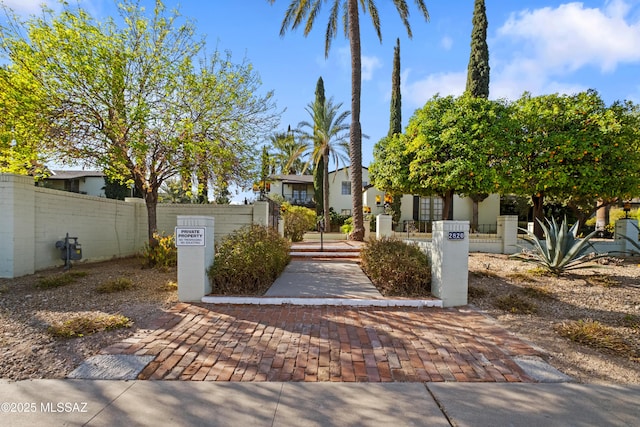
[176,216,214,302]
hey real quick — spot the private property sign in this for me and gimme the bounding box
[175,227,206,246]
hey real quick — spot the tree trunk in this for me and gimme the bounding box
[531,193,545,238]
[442,190,454,220]
[595,199,608,236]
[348,0,364,241]
[144,189,159,245]
[471,199,479,233]
[470,193,488,232]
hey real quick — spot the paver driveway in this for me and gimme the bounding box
[101,303,540,382]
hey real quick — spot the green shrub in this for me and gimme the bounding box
[48,313,132,338]
[329,209,351,232]
[360,237,431,296]
[96,277,134,293]
[340,217,353,235]
[208,225,290,295]
[282,203,316,242]
[141,233,177,267]
[585,207,639,235]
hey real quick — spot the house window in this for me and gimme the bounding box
[64,179,80,193]
[341,209,351,216]
[341,181,351,195]
[292,184,307,202]
[419,197,443,221]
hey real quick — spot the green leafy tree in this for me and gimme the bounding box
[103,177,131,200]
[507,90,640,237]
[395,94,513,219]
[298,96,350,230]
[465,0,490,230]
[271,0,430,240]
[370,132,414,197]
[0,67,49,176]
[159,178,192,204]
[0,1,278,243]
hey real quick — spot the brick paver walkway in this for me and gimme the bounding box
[101,303,540,382]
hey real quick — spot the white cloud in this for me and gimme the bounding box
[336,46,382,81]
[402,69,466,108]
[440,36,453,51]
[1,0,51,14]
[495,0,640,89]
[1,0,103,16]
[361,54,382,81]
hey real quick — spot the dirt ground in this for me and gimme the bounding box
[467,253,640,384]
[0,253,638,383]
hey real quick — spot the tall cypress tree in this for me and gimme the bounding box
[466,0,490,231]
[466,0,489,98]
[313,77,326,218]
[387,38,402,228]
[389,38,402,137]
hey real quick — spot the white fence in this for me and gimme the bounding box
[1,174,271,278]
[373,214,640,257]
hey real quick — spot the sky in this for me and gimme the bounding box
[4,0,640,202]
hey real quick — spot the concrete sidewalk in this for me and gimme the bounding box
[1,380,638,426]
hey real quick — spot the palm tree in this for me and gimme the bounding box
[268,129,308,175]
[271,0,430,240]
[298,97,350,231]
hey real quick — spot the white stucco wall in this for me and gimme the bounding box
[1,174,275,278]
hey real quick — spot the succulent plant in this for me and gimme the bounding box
[512,216,604,275]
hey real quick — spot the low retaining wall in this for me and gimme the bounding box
[402,218,639,258]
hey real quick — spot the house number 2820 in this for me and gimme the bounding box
[448,232,465,240]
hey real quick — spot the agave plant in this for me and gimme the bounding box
[512,216,604,275]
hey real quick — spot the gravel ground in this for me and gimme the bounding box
[0,253,638,383]
[0,257,178,380]
[468,253,640,385]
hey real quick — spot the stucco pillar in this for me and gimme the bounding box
[363,220,371,241]
[497,215,519,254]
[615,218,639,253]
[0,174,36,278]
[176,216,215,302]
[431,220,469,307]
[252,201,270,227]
[376,214,393,239]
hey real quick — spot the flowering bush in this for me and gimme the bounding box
[282,203,316,242]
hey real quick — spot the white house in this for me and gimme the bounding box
[38,170,106,197]
[269,166,501,232]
